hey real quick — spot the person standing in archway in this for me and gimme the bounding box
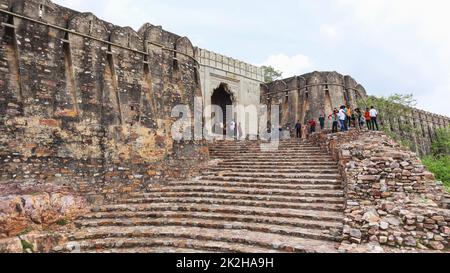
[237,122,243,140]
[295,120,302,139]
[229,120,236,139]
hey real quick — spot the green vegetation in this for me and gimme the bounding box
[18,227,33,236]
[422,126,450,192]
[21,239,34,253]
[261,66,283,83]
[56,219,68,226]
[422,155,450,192]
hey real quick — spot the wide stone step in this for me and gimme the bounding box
[57,238,279,253]
[92,246,219,254]
[120,196,345,212]
[212,152,327,156]
[226,157,335,162]
[92,203,344,222]
[197,176,342,185]
[201,172,341,180]
[204,167,339,174]
[210,152,330,157]
[217,161,337,166]
[184,180,341,191]
[211,148,325,152]
[81,210,344,230]
[148,185,345,198]
[212,157,334,162]
[129,191,345,205]
[66,226,340,253]
[75,217,340,242]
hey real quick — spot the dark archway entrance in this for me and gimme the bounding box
[211,83,233,135]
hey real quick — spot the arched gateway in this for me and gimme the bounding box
[211,83,234,135]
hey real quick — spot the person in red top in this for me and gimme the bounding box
[364,108,372,130]
[308,119,317,134]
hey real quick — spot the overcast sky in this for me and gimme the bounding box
[53,0,450,116]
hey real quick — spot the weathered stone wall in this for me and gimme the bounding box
[385,108,450,155]
[264,71,450,155]
[262,71,367,130]
[310,131,449,251]
[0,0,207,202]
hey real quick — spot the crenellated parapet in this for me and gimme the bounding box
[197,48,264,82]
[262,71,367,128]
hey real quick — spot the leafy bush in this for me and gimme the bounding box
[422,155,450,192]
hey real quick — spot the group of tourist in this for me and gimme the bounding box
[295,106,380,139]
[217,120,244,140]
[331,105,380,133]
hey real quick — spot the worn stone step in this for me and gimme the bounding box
[75,217,340,242]
[204,167,339,174]
[201,172,341,180]
[81,210,344,230]
[218,159,334,163]
[211,155,334,160]
[121,196,345,212]
[129,192,346,205]
[93,246,217,254]
[210,152,330,157]
[181,180,341,191]
[210,149,326,154]
[57,238,279,253]
[91,203,344,222]
[148,185,345,198]
[196,176,342,184]
[226,159,333,164]
[67,226,340,253]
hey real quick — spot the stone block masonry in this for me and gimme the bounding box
[0,0,208,203]
[310,131,449,251]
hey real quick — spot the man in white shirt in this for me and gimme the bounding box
[229,120,236,139]
[369,106,379,131]
[338,106,348,132]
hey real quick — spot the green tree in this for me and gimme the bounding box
[262,66,283,83]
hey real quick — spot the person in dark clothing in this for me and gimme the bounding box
[319,114,326,130]
[355,108,364,130]
[308,119,317,134]
[329,109,339,133]
[295,121,302,139]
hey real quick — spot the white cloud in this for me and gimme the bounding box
[336,0,450,116]
[259,54,313,78]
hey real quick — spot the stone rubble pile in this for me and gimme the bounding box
[310,131,449,251]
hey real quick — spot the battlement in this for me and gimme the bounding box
[197,48,264,82]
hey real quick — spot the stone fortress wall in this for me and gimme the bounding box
[262,71,368,130]
[263,71,450,155]
[0,0,208,201]
[0,0,449,198]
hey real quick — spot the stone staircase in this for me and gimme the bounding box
[55,139,345,253]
